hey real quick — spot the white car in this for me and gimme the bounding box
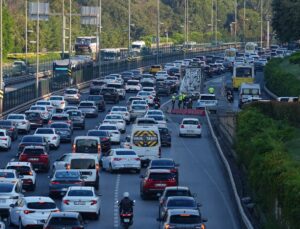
[9,196,59,228]
[49,96,66,110]
[109,74,124,84]
[107,82,126,99]
[6,162,36,191]
[104,75,118,84]
[137,91,154,105]
[28,105,52,121]
[35,100,54,113]
[110,106,131,124]
[0,221,4,229]
[145,115,167,128]
[164,63,176,71]
[0,129,11,150]
[179,118,202,137]
[34,128,60,149]
[142,87,156,97]
[102,148,141,173]
[103,114,126,134]
[125,80,141,92]
[98,124,121,144]
[62,186,101,219]
[63,88,81,103]
[0,169,19,183]
[145,109,165,118]
[0,181,24,215]
[7,114,30,133]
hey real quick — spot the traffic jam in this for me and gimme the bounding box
[0,53,248,229]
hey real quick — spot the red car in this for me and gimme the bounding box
[140,169,177,199]
[19,146,50,172]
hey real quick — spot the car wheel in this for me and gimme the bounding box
[19,219,24,229]
[8,215,13,226]
[198,134,202,138]
[109,164,114,173]
[95,209,100,220]
[179,133,182,137]
[31,182,36,191]
[140,191,146,200]
[95,177,99,190]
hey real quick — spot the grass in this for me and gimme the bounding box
[286,128,300,162]
[279,58,300,80]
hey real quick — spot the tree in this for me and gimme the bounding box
[3,6,14,57]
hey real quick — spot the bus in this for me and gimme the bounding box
[101,48,128,61]
[232,63,255,89]
[224,48,237,63]
[74,36,99,56]
[245,42,258,55]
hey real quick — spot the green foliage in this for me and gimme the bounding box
[289,52,300,65]
[3,6,14,57]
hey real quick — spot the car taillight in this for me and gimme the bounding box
[65,164,71,170]
[0,137,7,140]
[9,127,14,131]
[149,96,153,99]
[101,137,109,141]
[52,209,60,213]
[90,200,97,205]
[113,158,123,161]
[61,101,65,104]
[180,124,184,128]
[165,224,175,229]
[24,210,35,214]
[98,144,101,153]
[48,120,52,124]
[51,181,60,185]
[170,169,177,173]
[134,158,141,161]
[96,164,100,171]
[197,124,201,129]
[72,144,76,153]
[63,200,70,205]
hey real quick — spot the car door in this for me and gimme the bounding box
[10,198,24,225]
[102,151,113,169]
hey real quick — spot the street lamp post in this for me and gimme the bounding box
[156,0,160,64]
[36,0,40,98]
[234,0,237,46]
[25,0,28,64]
[211,0,214,42]
[260,0,263,48]
[0,0,3,113]
[243,0,246,42]
[98,0,101,78]
[215,0,218,45]
[128,0,131,57]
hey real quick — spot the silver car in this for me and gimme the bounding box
[78,101,98,118]
[129,104,148,121]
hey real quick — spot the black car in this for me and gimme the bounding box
[121,71,134,82]
[148,158,179,182]
[18,135,49,156]
[25,111,44,129]
[158,127,172,147]
[50,122,72,143]
[66,110,85,130]
[167,67,180,76]
[87,130,111,156]
[100,87,119,104]
[44,212,85,229]
[156,82,171,96]
[87,95,106,111]
[89,79,106,95]
[131,69,142,80]
[0,120,18,141]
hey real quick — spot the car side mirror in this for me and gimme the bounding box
[202,217,208,223]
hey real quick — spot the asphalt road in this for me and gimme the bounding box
[0,87,243,229]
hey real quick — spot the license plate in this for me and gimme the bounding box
[0,199,6,203]
[123,218,130,223]
[74,201,85,205]
[155,184,166,187]
[187,130,194,133]
[29,158,39,161]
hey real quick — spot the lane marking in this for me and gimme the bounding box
[113,174,121,228]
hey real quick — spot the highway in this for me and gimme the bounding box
[0,88,242,229]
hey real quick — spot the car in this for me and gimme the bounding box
[28,105,52,123]
[141,74,156,84]
[54,154,100,190]
[156,83,171,96]
[25,111,44,129]
[9,196,59,228]
[35,100,55,114]
[72,136,101,160]
[179,118,202,138]
[103,114,126,133]
[158,127,172,147]
[110,106,131,124]
[145,109,165,117]
[148,158,179,182]
[87,95,106,111]
[167,67,180,77]
[61,186,101,219]
[48,113,73,128]
[121,71,134,82]
[126,96,144,106]
[129,104,149,121]
[0,181,24,216]
[104,75,118,84]
[0,221,4,229]
[145,115,167,128]
[0,120,18,141]
[155,71,169,80]
[43,212,85,229]
[130,99,148,107]
[101,148,141,173]
[49,170,84,197]
[140,169,177,199]
[134,117,158,126]
[125,80,141,92]
[149,65,162,75]
[100,87,120,104]
[34,128,60,149]
[196,94,218,113]
[49,96,66,110]
[18,135,49,156]
[0,129,11,150]
[142,87,156,97]
[63,88,81,104]
[164,63,176,71]
[6,162,36,191]
[109,73,124,84]
[89,79,106,95]
[107,82,126,100]
[66,110,85,130]
[78,101,98,118]
[98,124,121,144]
[159,196,201,220]
[6,114,30,133]
[19,146,50,172]
[158,209,207,229]
[131,69,142,80]
[86,130,111,156]
[50,122,72,143]
[0,169,20,183]
[63,105,79,113]
[137,91,154,105]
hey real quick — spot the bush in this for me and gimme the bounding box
[289,52,300,64]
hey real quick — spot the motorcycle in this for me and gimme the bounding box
[154,101,160,109]
[227,93,234,103]
[120,211,133,228]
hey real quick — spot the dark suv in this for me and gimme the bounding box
[87,95,106,111]
[18,135,49,156]
[158,127,172,147]
[100,87,119,104]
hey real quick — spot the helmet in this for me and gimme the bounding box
[123,192,129,198]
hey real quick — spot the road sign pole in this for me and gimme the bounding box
[0,0,3,114]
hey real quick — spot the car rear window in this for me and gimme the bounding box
[0,183,14,192]
[50,97,63,101]
[0,121,11,126]
[8,115,24,120]
[22,136,42,143]
[71,159,96,169]
[170,214,201,224]
[80,102,93,107]
[26,112,40,118]
[112,107,127,112]
[75,139,98,153]
[182,120,198,125]
[127,81,139,85]
[36,129,54,134]
[68,190,93,197]
[48,217,80,226]
[149,172,174,180]
[65,90,77,94]
[52,116,68,121]
[167,198,196,208]
[51,123,69,129]
[23,148,44,155]
[0,172,15,178]
[6,166,31,175]
[55,171,79,178]
[99,125,117,130]
[116,151,136,156]
[27,202,56,210]
[87,131,109,137]
[0,132,5,136]
[200,95,216,100]
[151,160,174,167]
[166,190,191,197]
[67,111,81,116]
[132,105,147,110]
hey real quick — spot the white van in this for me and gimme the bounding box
[72,136,101,160]
[127,125,161,166]
[239,83,261,107]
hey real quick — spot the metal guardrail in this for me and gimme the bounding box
[4,70,52,86]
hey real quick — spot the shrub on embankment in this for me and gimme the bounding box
[264,56,300,97]
[235,107,300,228]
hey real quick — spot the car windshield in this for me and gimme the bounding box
[55,171,79,179]
[71,159,96,169]
[22,136,42,143]
[27,202,56,210]
[115,151,136,156]
[200,95,216,100]
[36,129,54,134]
[148,116,164,121]
[159,128,169,134]
[170,215,201,224]
[23,148,44,155]
[6,166,31,175]
[48,217,80,226]
[75,139,98,153]
[0,183,14,193]
[127,81,138,85]
[0,172,15,178]
[236,67,252,78]
[65,90,77,95]
[68,190,94,197]
[166,190,191,197]
[167,199,196,208]
[151,160,174,167]
[99,126,117,130]
[8,115,24,120]
[149,173,174,180]
[182,120,198,125]
[88,131,109,137]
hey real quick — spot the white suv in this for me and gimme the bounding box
[34,128,60,149]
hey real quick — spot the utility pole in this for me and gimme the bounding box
[234,0,237,46]
[98,0,101,78]
[25,0,28,64]
[0,0,3,114]
[260,0,263,48]
[128,0,131,57]
[36,0,40,98]
[243,0,246,42]
[62,0,65,58]
[266,18,270,49]
[156,0,160,64]
[211,0,214,42]
[69,0,71,58]
[215,0,218,45]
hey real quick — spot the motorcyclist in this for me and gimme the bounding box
[119,192,134,215]
[153,95,160,104]
[226,89,233,103]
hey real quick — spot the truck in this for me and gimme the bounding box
[179,61,203,99]
[131,41,146,53]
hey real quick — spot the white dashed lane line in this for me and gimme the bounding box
[113,174,121,228]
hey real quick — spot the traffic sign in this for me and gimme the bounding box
[0,89,4,99]
[68,69,72,77]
